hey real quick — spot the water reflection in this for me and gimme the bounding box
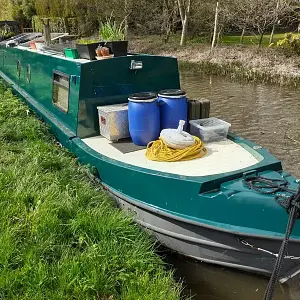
[181,74,300,178]
[167,74,300,300]
[167,252,291,300]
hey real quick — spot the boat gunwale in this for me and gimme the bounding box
[78,134,282,189]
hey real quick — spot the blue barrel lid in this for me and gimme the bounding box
[158,89,186,98]
[128,92,157,102]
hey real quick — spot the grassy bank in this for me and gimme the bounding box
[221,33,300,46]
[129,35,300,87]
[0,82,181,299]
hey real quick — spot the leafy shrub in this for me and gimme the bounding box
[0,29,15,41]
[276,33,300,55]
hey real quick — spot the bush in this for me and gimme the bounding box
[276,33,300,56]
[0,25,15,41]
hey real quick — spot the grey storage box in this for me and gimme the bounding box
[189,117,231,143]
[97,104,130,141]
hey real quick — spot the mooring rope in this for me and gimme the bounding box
[238,238,300,260]
[264,187,300,300]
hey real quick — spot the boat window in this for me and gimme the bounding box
[52,71,70,113]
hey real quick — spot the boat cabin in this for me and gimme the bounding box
[0,33,180,140]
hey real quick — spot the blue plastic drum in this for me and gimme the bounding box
[128,92,160,146]
[158,89,187,130]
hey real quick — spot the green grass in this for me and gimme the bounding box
[134,32,300,48]
[0,82,181,299]
[159,32,299,47]
[220,33,300,46]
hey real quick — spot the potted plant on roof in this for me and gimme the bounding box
[99,18,128,57]
[76,38,104,60]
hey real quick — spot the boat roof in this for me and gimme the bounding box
[82,136,261,177]
[16,45,90,64]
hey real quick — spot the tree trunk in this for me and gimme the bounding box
[162,0,171,43]
[42,18,51,46]
[258,32,264,48]
[63,17,70,33]
[164,23,172,43]
[216,26,222,46]
[211,1,219,51]
[269,24,275,45]
[240,25,246,44]
[178,0,191,46]
[269,0,279,45]
[180,17,188,46]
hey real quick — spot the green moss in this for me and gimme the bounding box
[0,82,181,300]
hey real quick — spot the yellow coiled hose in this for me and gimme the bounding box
[146,136,207,162]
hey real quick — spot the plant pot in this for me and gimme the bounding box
[104,41,128,57]
[95,48,102,57]
[29,41,37,50]
[76,42,104,60]
[100,47,110,57]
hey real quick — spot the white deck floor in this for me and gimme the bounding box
[82,137,260,177]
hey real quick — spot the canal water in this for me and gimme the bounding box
[166,73,300,300]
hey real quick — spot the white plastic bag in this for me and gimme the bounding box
[160,120,196,149]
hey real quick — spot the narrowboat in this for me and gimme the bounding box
[1,33,300,283]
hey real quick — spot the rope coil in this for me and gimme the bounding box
[146,136,207,162]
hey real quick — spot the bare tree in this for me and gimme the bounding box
[210,0,242,49]
[178,0,192,46]
[161,0,178,43]
[269,0,280,44]
[232,0,292,47]
[211,1,219,50]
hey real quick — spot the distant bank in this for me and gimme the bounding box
[130,35,300,87]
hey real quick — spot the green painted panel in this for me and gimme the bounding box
[0,46,81,135]
[70,136,300,238]
[77,55,180,138]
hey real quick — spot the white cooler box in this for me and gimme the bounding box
[97,104,130,141]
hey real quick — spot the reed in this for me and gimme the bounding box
[178,60,300,87]
[0,82,181,299]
